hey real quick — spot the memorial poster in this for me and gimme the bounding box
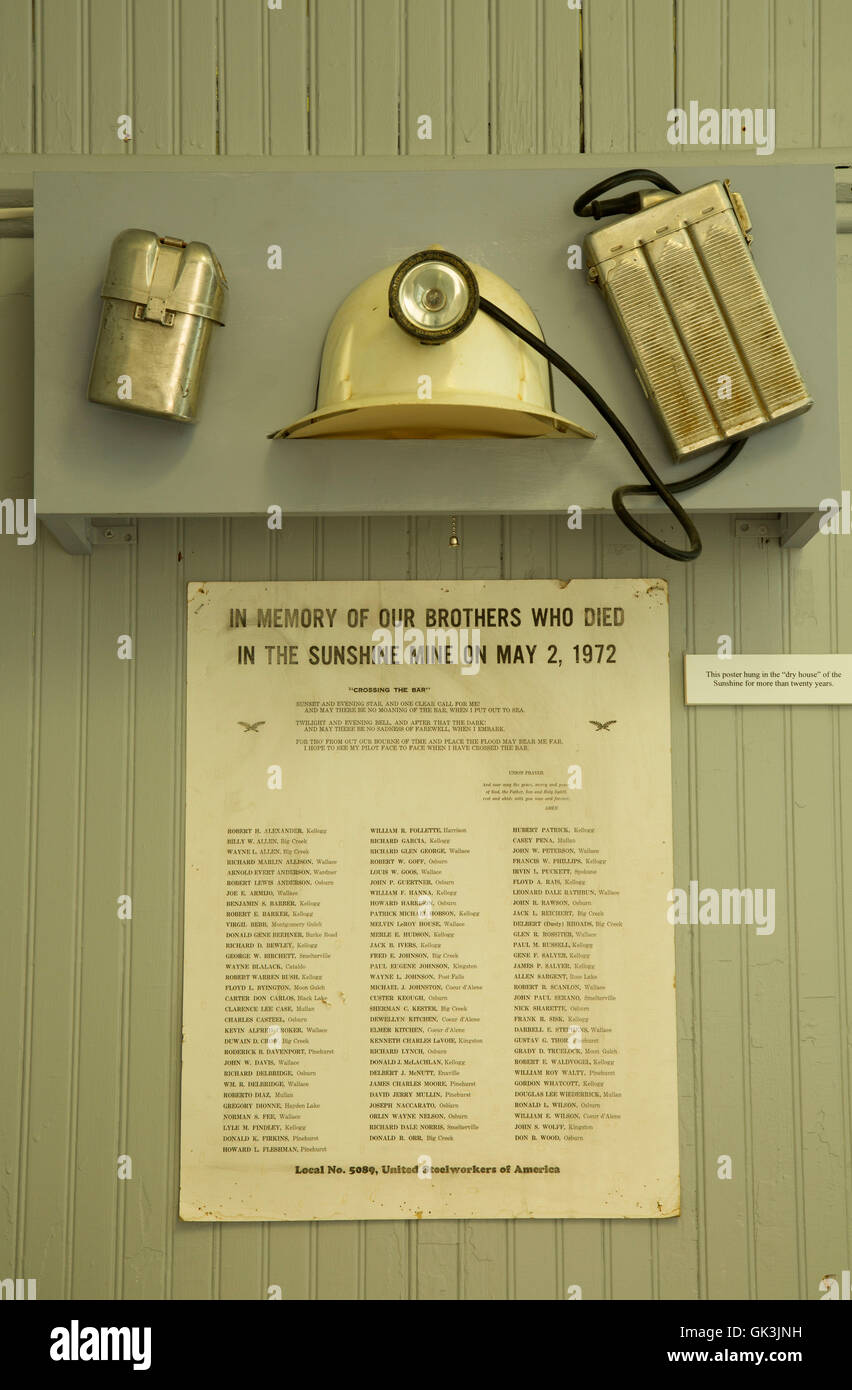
[180,579,678,1221]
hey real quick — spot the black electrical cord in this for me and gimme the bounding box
[572,167,683,219]
[478,295,745,563]
[474,166,747,561]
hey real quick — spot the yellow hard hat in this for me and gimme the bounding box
[269,248,595,440]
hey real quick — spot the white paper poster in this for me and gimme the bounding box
[180,579,678,1221]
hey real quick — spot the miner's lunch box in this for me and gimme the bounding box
[87,228,228,423]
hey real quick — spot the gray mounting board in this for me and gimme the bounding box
[34,166,839,549]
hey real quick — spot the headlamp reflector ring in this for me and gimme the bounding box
[388,249,479,342]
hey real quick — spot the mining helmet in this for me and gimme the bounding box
[270,247,595,440]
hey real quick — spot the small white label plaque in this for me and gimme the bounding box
[684,655,852,705]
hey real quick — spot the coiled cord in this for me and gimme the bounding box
[478,168,747,562]
[479,296,745,562]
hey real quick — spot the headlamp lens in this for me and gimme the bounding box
[389,249,479,342]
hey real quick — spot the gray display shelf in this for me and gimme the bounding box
[34,165,839,553]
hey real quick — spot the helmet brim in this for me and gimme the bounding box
[269,399,596,441]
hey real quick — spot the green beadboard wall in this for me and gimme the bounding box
[1,0,851,1300]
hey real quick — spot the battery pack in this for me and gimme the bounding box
[582,180,812,461]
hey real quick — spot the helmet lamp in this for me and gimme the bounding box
[388,249,479,343]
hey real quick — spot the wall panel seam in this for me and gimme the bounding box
[14,535,45,1275]
[781,553,806,1298]
[65,553,91,1297]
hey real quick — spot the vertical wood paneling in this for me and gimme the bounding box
[555,500,598,581]
[0,534,36,1277]
[584,0,630,153]
[735,539,802,1298]
[683,553,710,1300]
[87,0,131,154]
[36,0,84,153]
[631,0,674,152]
[493,0,537,154]
[462,1219,508,1299]
[513,1223,559,1299]
[599,511,643,579]
[171,518,225,1298]
[266,0,309,155]
[87,0,129,155]
[110,544,137,1301]
[451,0,490,155]
[69,547,133,1299]
[677,0,723,128]
[416,1220,460,1298]
[403,0,448,155]
[0,0,35,152]
[5,542,41,1286]
[311,0,357,155]
[459,514,502,577]
[130,0,175,153]
[788,532,849,1298]
[657,544,699,1299]
[19,538,87,1298]
[272,515,318,583]
[362,0,401,155]
[691,521,752,1299]
[178,0,218,154]
[367,516,412,579]
[365,1222,409,1298]
[680,0,775,155]
[320,515,366,582]
[0,240,35,1285]
[774,0,815,147]
[834,252,852,1302]
[414,516,462,580]
[586,0,678,154]
[542,0,581,154]
[118,522,184,1300]
[220,0,265,155]
[505,514,552,579]
[726,0,771,118]
[819,0,852,146]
